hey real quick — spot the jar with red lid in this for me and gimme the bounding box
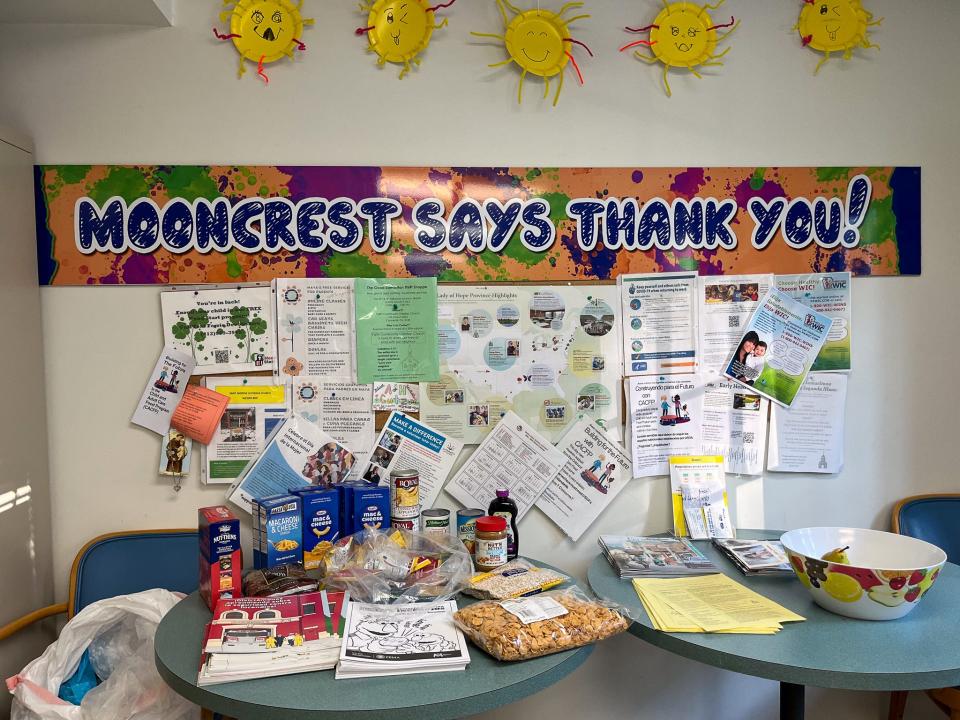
[474,515,508,571]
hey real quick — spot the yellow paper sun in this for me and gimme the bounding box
[796,0,882,74]
[619,0,739,98]
[356,0,456,79]
[213,0,313,83]
[472,0,593,107]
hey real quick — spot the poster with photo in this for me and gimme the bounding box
[420,285,622,444]
[722,288,833,407]
[274,278,356,381]
[202,377,289,485]
[775,272,852,373]
[620,272,698,376]
[537,419,634,541]
[291,379,375,460]
[701,380,769,476]
[698,274,773,377]
[161,285,275,375]
[626,375,704,478]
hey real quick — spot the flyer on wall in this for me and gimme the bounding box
[722,288,834,407]
[131,345,195,435]
[355,412,462,510]
[620,272,698,377]
[537,419,634,541]
[768,373,848,473]
[626,375,703,478]
[160,285,275,375]
[775,272,852,373]
[372,383,420,413]
[274,278,356,381]
[669,456,733,540]
[291,378,375,461]
[698,274,773,377]
[419,285,622,444]
[446,411,566,521]
[701,380,769,476]
[202,377,289,485]
[226,415,356,513]
[354,278,439,384]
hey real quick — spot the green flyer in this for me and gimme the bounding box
[355,278,440,384]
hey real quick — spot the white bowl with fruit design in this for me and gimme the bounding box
[780,527,946,621]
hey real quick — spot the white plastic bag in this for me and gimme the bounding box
[7,589,198,720]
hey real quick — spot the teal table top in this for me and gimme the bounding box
[587,530,960,691]
[155,568,593,720]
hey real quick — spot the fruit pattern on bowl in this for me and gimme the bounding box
[788,553,941,608]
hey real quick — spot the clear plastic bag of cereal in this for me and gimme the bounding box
[453,586,630,661]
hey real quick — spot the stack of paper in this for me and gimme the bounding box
[633,574,804,634]
[336,600,470,679]
[713,538,794,576]
[599,535,718,578]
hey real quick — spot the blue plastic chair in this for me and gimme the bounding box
[0,529,198,640]
[889,495,960,720]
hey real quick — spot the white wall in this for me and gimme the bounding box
[1,1,957,718]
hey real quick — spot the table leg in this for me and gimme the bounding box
[780,682,805,720]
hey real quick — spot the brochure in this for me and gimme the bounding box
[226,415,357,513]
[446,411,566,521]
[626,375,703,478]
[767,373,847,473]
[354,278,439,384]
[698,274,773,377]
[722,288,834,407]
[598,535,717,578]
[537,419,634,541]
[161,285,275,375]
[131,345,195,435]
[419,285,622,444]
[337,600,469,679]
[372,382,420,413]
[202,377,289,485]
[354,412,462,510]
[274,278,356,381]
[713,538,793,575]
[620,271,698,376]
[170,385,230,445]
[701,380,768,476]
[775,272,851,372]
[291,379,376,461]
[669,455,733,540]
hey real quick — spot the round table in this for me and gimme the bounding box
[155,575,593,719]
[587,530,960,720]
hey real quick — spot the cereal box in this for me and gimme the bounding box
[198,506,242,611]
[253,494,302,569]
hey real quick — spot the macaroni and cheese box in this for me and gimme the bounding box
[198,506,242,611]
[253,494,303,569]
[340,484,390,535]
[290,487,341,570]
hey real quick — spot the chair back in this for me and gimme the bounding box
[893,495,960,564]
[69,530,198,617]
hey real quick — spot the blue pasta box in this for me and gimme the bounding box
[253,494,302,569]
[198,506,241,611]
[289,487,341,570]
[341,484,390,535]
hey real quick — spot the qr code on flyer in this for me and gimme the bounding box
[728,315,740,328]
[214,349,230,364]
[743,432,755,445]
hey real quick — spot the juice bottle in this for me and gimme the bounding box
[488,488,519,560]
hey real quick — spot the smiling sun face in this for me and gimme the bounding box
[358,0,452,77]
[216,0,312,82]
[796,0,881,74]
[472,0,593,106]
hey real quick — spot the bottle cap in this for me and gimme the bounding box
[475,515,507,533]
[495,488,510,498]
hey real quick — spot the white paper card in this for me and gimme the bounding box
[499,597,568,625]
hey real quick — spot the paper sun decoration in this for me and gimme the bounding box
[472,0,593,107]
[213,0,313,83]
[795,0,881,74]
[620,0,738,98]
[356,0,457,79]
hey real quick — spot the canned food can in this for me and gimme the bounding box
[391,516,420,532]
[422,508,450,538]
[390,469,420,519]
[457,508,485,554]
